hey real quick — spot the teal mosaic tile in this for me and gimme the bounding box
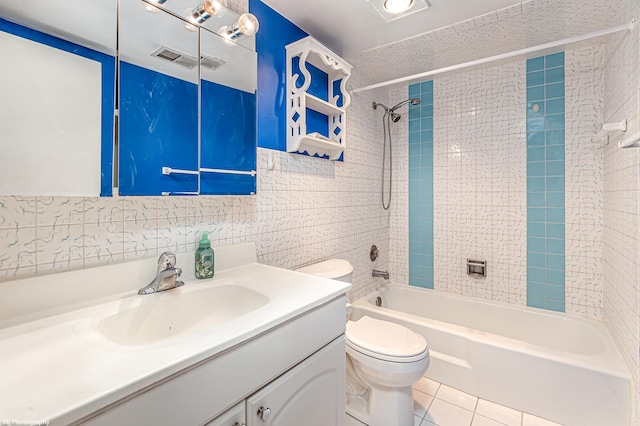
[545,82,564,99]
[527,132,545,146]
[545,98,565,114]
[526,53,566,312]
[527,56,545,72]
[527,71,545,87]
[409,81,435,289]
[527,162,545,177]
[545,52,565,68]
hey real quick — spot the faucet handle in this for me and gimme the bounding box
[157,251,177,271]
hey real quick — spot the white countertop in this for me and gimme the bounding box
[0,244,350,425]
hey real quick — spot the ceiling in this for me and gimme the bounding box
[261,0,626,88]
[260,0,525,56]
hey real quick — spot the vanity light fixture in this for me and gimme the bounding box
[189,0,227,24]
[221,13,260,40]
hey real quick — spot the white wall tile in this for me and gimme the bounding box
[387,43,606,317]
[601,0,640,420]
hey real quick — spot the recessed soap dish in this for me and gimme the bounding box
[467,259,487,277]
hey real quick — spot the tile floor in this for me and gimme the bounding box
[345,377,564,426]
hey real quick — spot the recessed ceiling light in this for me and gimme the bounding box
[366,0,431,22]
[383,0,413,14]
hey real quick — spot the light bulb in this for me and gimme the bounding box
[141,0,161,14]
[383,0,414,14]
[237,13,259,37]
[190,0,227,24]
[224,13,259,40]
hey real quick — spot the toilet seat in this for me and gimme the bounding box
[346,316,428,363]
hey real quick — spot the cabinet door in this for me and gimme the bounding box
[246,336,345,426]
[118,0,199,196]
[206,401,246,426]
[199,28,257,196]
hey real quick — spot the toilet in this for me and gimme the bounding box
[297,259,430,426]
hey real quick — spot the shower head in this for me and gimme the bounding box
[374,99,418,122]
[390,98,421,112]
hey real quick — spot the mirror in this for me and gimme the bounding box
[0,0,257,197]
[149,0,255,51]
[118,0,199,196]
[119,0,258,196]
[199,27,257,195]
[0,0,117,196]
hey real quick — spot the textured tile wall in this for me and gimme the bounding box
[432,61,528,304]
[564,45,605,319]
[389,45,604,318]
[0,66,390,301]
[388,86,410,286]
[601,0,640,419]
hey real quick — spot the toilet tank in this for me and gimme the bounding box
[296,259,354,283]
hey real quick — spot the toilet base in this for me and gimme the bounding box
[346,364,416,426]
[346,383,415,426]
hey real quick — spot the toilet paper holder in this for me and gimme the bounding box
[467,259,487,277]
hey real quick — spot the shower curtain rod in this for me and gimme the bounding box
[352,19,636,94]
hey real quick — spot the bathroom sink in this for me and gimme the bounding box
[96,284,269,346]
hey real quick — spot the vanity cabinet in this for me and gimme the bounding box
[205,336,344,426]
[206,401,245,426]
[80,298,346,426]
[246,336,345,426]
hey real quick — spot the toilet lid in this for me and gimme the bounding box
[346,316,427,359]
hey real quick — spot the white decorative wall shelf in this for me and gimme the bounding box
[286,36,352,160]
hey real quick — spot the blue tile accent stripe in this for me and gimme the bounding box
[526,52,565,312]
[408,81,434,289]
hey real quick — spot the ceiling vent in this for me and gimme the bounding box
[151,46,198,69]
[200,55,226,71]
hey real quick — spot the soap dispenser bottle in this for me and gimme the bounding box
[195,231,214,279]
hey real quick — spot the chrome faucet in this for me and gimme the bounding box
[372,269,390,280]
[138,252,184,295]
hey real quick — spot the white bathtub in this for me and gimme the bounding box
[351,284,630,426]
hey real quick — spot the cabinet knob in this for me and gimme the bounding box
[257,406,271,422]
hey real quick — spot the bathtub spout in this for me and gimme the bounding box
[372,269,390,279]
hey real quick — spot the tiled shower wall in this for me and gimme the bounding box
[431,61,528,305]
[0,68,390,301]
[601,0,640,419]
[390,43,604,319]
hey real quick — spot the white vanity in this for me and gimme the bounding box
[0,243,350,426]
